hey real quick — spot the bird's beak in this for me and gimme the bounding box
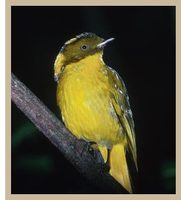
[97,37,115,49]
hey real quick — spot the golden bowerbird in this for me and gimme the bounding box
[54,32,137,193]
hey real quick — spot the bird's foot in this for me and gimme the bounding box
[82,141,104,164]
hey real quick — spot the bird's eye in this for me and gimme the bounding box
[80,44,89,51]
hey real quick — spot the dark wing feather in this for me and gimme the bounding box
[107,67,137,169]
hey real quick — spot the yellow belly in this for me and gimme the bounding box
[57,67,122,148]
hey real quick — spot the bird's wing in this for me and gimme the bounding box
[107,67,137,169]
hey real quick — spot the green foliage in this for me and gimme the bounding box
[12,122,37,149]
[12,121,54,174]
[161,160,175,193]
[15,155,54,173]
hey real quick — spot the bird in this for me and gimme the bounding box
[54,32,137,193]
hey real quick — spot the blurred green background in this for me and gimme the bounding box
[11,6,175,193]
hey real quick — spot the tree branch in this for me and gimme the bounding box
[11,73,127,193]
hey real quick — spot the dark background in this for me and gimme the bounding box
[11,6,175,194]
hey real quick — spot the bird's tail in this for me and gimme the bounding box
[109,143,132,193]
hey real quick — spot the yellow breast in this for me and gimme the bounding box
[57,53,121,147]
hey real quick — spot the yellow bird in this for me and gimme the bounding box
[54,32,137,193]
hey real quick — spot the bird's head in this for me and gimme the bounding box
[54,32,114,82]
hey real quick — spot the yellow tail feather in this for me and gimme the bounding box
[98,145,108,163]
[109,144,132,193]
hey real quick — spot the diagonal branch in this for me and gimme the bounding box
[11,73,127,193]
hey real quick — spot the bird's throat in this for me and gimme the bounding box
[66,52,105,75]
